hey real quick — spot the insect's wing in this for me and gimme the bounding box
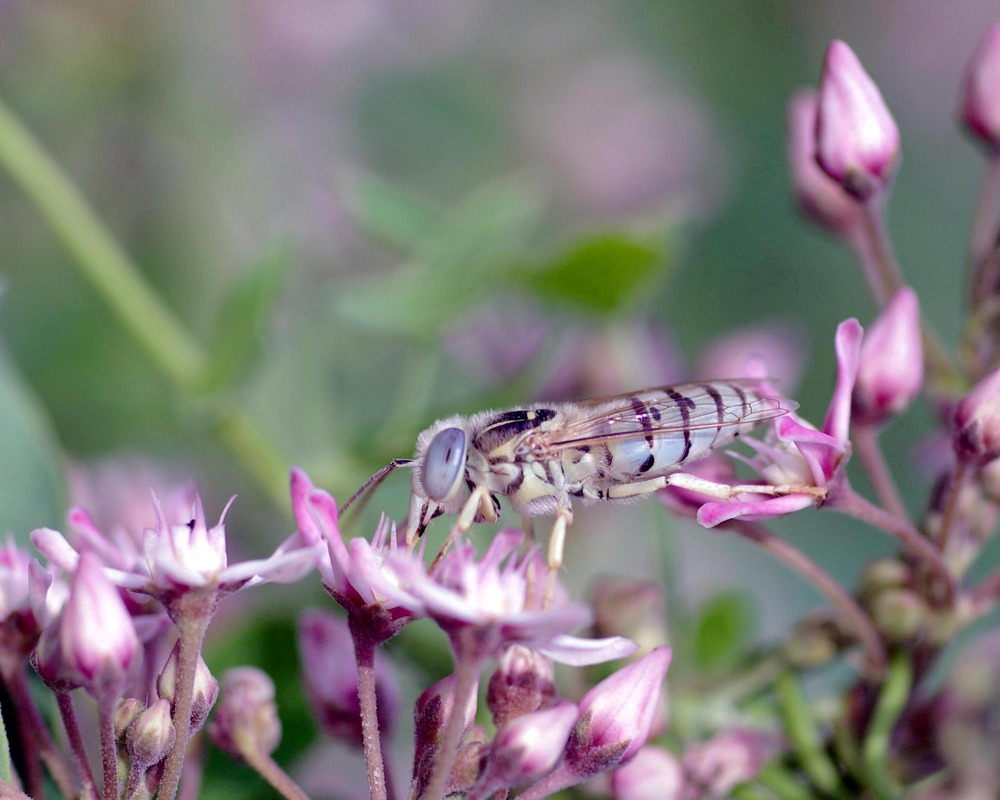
[544,381,792,449]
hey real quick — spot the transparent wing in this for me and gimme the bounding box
[543,380,793,450]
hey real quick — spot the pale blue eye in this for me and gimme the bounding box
[424,427,467,501]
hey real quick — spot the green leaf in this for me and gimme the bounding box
[0,343,65,536]
[342,173,444,255]
[519,233,669,314]
[693,590,756,670]
[201,242,290,392]
[334,177,542,339]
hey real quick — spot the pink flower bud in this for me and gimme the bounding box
[853,287,923,425]
[611,746,685,800]
[157,642,219,732]
[787,89,862,233]
[565,647,671,778]
[954,365,1000,463]
[475,701,578,793]
[412,673,479,798]
[208,667,281,759]
[60,552,139,694]
[815,40,900,201]
[486,645,555,727]
[961,24,1000,150]
[126,699,176,769]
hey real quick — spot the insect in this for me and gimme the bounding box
[345,380,797,574]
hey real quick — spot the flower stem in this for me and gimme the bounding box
[158,592,215,800]
[730,521,887,676]
[56,692,99,800]
[774,670,846,799]
[352,634,388,800]
[852,424,909,522]
[969,155,1000,272]
[238,746,310,800]
[420,652,482,800]
[861,652,911,800]
[828,486,956,607]
[98,693,118,800]
[755,762,813,800]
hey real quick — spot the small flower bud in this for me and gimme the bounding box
[853,288,923,425]
[858,558,911,600]
[961,24,1000,150]
[611,745,685,800]
[783,614,842,669]
[208,667,281,760]
[412,673,479,798]
[448,726,489,795]
[954,365,1000,464]
[787,89,862,233]
[115,697,145,741]
[60,552,139,695]
[126,699,175,769]
[869,588,925,642]
[157,641,219,733]
[815,40,900,201]
[486,645,555,727]
[565,647,671,778]
[31,619,82,693]
[475,702,578,794]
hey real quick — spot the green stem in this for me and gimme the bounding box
[861,653,912,800]
[755,763,813,800]
[0,98,206,388]
[775,671,845,799]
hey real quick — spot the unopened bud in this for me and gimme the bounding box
[960,23,1000,151]
[783,615,841,669]
[954,366,1000,464]
[208,667,281,759]
[412,674,478,799]
[787,89,862,233]
[853,288,923,425]
[126,699,175,769]
[858,558,911,600]
[869,588,924,642]
[487,645,555,727]
[815,40,900,201]
[115,697,145,741]
[157,641,219,733]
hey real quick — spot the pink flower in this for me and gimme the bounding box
[961,23,1000,150]
[564,647,672,777]
[0,536,31,620]
[33,488,318,605]
[291,468,422,641]
[853,287,923,425]
[815,41,900,201]
[391,529,636,665]
[612,746,685,800]
[696,320,862,527]
[787,89,862,234]
[59,552,139,694]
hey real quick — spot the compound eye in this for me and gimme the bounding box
[423,427,468,501]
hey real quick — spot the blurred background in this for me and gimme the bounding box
[1,1,997,796]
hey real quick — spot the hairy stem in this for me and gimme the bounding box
[238,746,310,800]
[56,692,98,800]
[98,693,118,800]
[352,634,388,800]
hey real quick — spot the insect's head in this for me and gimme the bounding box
[422,426,468,502]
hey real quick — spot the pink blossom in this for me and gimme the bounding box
[391,529,636,665]
[960,23,1000,150]
[954,363,1000,464]
[815,41,900,200]
[0,536,31,621]
[696,320,861,527]
[209,667,281,758]
[681,729,784,798]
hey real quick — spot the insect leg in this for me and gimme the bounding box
[428,484,492,572]
[543,504,574,607]
[662,473,828,501]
